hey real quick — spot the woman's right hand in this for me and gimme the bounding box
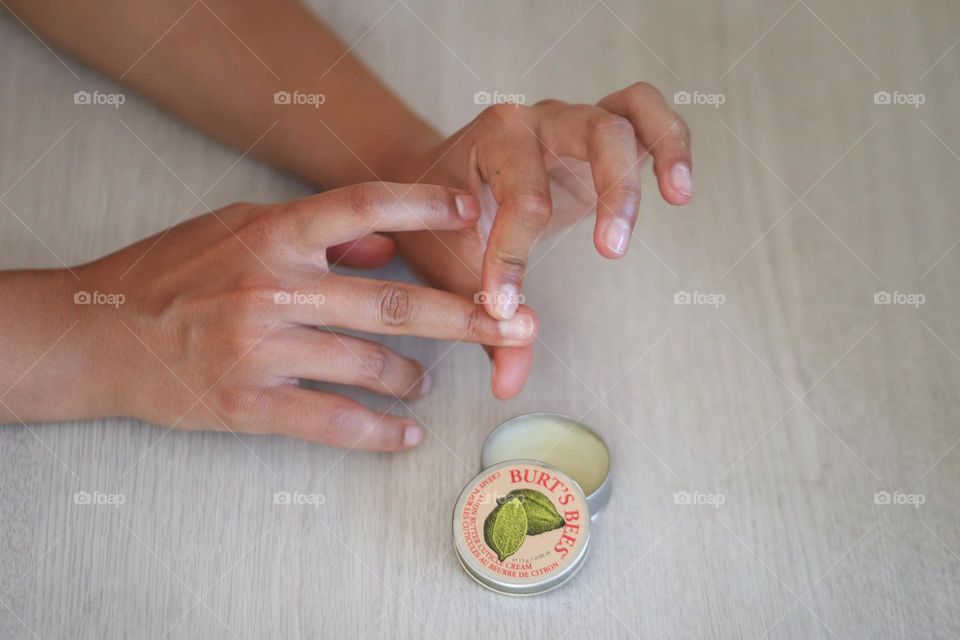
[72,183,538,451]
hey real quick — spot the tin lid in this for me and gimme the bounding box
[452,460,591,595]
[480,413,612,518]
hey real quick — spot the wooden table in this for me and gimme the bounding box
[2,0,958,637]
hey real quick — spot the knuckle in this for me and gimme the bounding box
[566,103,597,120]
[590,113,635,140]
[534,98,565,109]
[347,182,390,218]
[375,283,414,327]
[512,189,552,227]
[239,215,285,249]
[220,201,259,228]
[665,114,688,134]
[317,403,361,445]
[214,385,266,421]
[219,324,257,362]
[629,81,663,100]
[464,306,488,338]
[672,118,692,144]
[356,345,391,386]
[421,190,451,221]
[493,247,528,272]
[608,182,642,205]
[482,102,524,124]
[232,276,284,317]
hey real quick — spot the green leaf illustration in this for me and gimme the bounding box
[483,497,527,562]
[506,489,565,536]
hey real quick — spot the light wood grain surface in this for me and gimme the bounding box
[2,1,959,638]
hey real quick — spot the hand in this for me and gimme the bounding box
[72,183,538,451]
[386,82,692,398]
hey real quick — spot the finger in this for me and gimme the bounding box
[476,106,553,320]
[489,345,533,400]
[598,82,692,205]
[281,275,538,346]
[278,182,481,248]
[273,327,429,399]
[260,386,423,451]
[536,101,642,258]
[326,234,396,269]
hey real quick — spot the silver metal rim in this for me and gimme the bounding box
[481,412,612,518]
[455,532,591,596]
[452,459,592,596]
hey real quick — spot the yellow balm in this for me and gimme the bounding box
[481,413,611,516]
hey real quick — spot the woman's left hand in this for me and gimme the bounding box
[385,82,693,398]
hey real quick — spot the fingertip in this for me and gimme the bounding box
[490,345,533,399]
[491,282,520,320]
[454,193,481,222]
[594,218,632,259]
[419,371,432,396]
[663,161,693,204]
[496,305,538,344]
[402,423,424,448]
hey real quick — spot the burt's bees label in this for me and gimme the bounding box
[454,461,590,591]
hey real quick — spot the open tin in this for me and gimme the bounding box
[452,413,612,595]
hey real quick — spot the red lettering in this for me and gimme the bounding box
[558,493,574,506]
[510,469,522,483]
[537,471,552,489]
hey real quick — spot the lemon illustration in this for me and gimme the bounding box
[506,489,565,536]
[483,497,527,562]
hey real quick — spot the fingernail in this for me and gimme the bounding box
[455,194,477,220]
[420,372,432,396]
[403,424,423,447]
[498,313,534,341]
[603,218,631,256]
[493,283,519,319]
[671,162,693,197]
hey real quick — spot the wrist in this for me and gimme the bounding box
[371,126,445,184]
[0,268,127,422]
[63,267,137,420]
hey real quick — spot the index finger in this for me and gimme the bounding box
[278,182,481,248]
[476,106,553,320]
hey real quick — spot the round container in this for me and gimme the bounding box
[452,459,591,596]
[480,413,612,518]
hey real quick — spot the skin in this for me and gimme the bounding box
[0,185,537,450]
[1,0,692,449]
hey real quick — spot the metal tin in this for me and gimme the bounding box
[452,459,591,596]
[480,412,612,519]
